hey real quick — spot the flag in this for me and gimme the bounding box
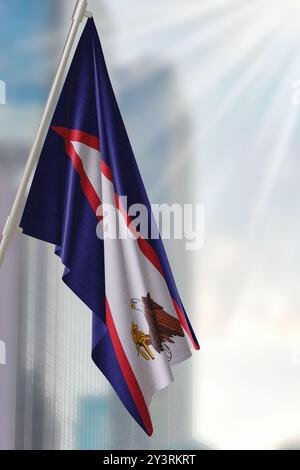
[20,18,199,436]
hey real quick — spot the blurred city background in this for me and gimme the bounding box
[1,0,300,450]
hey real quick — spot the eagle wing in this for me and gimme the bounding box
[153,308,184,342]
[142,293,184,353]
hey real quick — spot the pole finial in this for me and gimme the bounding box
[72,0,88,23]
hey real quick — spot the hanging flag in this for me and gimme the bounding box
[20,18,199,436]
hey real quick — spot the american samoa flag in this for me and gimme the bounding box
[20,19,199,436]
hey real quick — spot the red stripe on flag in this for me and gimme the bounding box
[106,299,153,436]
[114,193,165,277]
[101,159,113,182]
[172,300,200,350]
[52,127,100,152]
[65,142,102,219]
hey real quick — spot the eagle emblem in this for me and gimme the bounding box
[130,292,185,362]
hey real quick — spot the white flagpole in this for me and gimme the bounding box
[0,0,93,268]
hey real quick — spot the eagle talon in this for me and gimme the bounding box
[131,323,154,361]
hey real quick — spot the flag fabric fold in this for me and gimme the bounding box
[20,18,199,436]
